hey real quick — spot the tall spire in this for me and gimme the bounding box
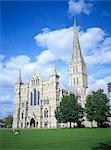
[18,69,22,84]
[51,63,57,76]
[32,66,40,78]
[73,18,82,59]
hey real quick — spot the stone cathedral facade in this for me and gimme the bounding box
[13,20,88,129]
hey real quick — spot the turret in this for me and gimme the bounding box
[50,64,59,83]
[17,69,23,84]
[13,69,24,128]
[30,67,40,86]
[15,69,24,89]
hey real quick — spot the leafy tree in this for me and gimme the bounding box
[55,106,65,123]
[4,115,13,127]
[85,94,95,127]
[55,94,84,128]
[85,89,110,127]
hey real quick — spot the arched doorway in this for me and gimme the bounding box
[27,122,29,128]
[44,121,48,128]
[36,122,38,128]
[30,118,35,128]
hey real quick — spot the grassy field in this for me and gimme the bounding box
[0,128,111,150]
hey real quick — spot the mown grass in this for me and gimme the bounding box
[0,128,111,150]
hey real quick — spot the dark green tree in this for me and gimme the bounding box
[85,94,95,127]
[4,115,13,127]
[55,106,65,123]
[55,94,84,128]
[85,89,110,127]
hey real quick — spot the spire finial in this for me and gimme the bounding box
[51,62,57,76]
[32,65,40,79]
[18,68,22,83]
[74,17,76,27]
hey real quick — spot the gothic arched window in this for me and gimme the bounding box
[82,65,84,72]
[38,91,40,105]
[22,112,24,119]
[74,78,75,85]
[30,92,33,105]
[36,79,37,85]
[47,109,48,118]
[34,89,36,105]
[32,80,34,85]
[77,78,78,85]
[35,78,39,85]
[76,66,78,73]
[44,122,48,128]
[38,79,39,85]
[44,108,48,118]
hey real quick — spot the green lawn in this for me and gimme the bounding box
[0,128,111,150]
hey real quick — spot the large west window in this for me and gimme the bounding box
[34,89,36,105]
[30,90,40,106]
[38,91,40,105]
[30,92,33,105]
[44,108,48,118]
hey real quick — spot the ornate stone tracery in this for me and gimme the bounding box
[13,19,88,129]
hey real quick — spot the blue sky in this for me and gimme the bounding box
[0,0,111,118]
[1,0,111,57]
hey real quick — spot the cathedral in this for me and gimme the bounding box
[13,20,88,128]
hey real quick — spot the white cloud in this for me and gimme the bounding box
[37,50,55,65]
[34,25,111,66]
[34,27,73,62]
[79,27,106,54]
[0,102,13,118]
[86,50,111,65]
[0,94,12,103]
[34,25,111,94]
[0,55,32,86]
[85,36,111,65]
[0,54,5,61]
[6,55,31,69]
[88,75,111,93]
[68,0,93,15]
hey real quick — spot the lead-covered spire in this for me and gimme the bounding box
[73,18,83,59]
[17,69,23,84]
[51,63,57,76]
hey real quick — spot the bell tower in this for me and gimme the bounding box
[69,19,88,106]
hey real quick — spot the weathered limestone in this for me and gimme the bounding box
[69,19,88,107]
[13,66,60,128]
[13,19,88,128]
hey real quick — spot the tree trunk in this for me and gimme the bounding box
[70,121,71,128]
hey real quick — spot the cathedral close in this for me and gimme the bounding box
[13,20,88,128]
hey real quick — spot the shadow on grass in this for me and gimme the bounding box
[92,142,111,150]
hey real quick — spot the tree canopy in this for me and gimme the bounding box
[85,89,110,127]
[55,94,84,128]
[4,115,13,127]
